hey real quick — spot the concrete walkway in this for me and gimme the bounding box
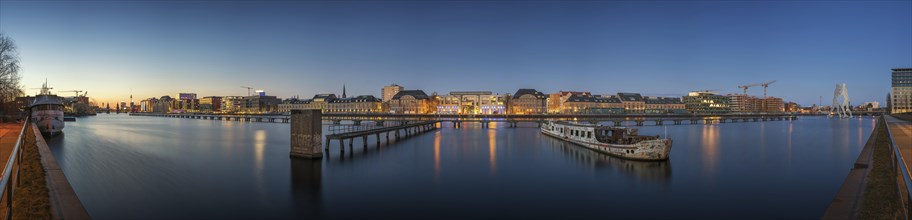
[0,122,26,171]
[884,116,912,174]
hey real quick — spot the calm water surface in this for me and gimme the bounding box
[47,114,874,219]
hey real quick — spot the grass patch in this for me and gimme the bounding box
[858,118,902,220]
[11,124,51,219]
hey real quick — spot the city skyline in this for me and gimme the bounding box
[1,1,910,106]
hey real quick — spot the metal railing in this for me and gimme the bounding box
[327,121,410,135]
[883,115,912,219]
[0,119,28,220]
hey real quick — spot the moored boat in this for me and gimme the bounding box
[541,120,672,161]
[29,81,65,136]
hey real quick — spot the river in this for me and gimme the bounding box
[46,114,874,219]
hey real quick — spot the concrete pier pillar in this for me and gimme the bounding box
[290,110,323,159]
[376,133,380,146]
[362,136,368,148]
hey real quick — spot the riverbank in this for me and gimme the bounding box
[824,117,902,219]
[30,125,90,220]
[13,123,52,219]
[858,117,901,219]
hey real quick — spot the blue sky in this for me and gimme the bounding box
[1,1,910,106]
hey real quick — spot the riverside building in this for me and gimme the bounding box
[683,91,731,114]
[510,89,548,114]
[389,90,433,114]
[326,95,383,113]
[382,84,404,103]
[892,68,912,113]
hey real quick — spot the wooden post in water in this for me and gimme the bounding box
[290,109,323,159]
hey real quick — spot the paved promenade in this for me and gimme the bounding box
[885,116,912,173]
[0,122,25,169]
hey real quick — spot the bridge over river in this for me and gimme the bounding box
[131,112,798,127]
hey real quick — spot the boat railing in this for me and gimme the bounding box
[883,116,912,219]
[0,118,29,220]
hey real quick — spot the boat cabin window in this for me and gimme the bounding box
[587,131,592,138]
[34,105,63,111]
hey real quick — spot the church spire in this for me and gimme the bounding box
[342,84,347,98]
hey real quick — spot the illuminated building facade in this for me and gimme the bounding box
[389,90,432,114]
[382,84,404,103]
[510,89,548,114]
[199,96,222,113]
[326,95,383,113]
[683,91,731,114]
[892,68,912,113]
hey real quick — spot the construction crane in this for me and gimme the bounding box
[736,80,777,98]
[240,86,254,96]
[737,83,763,95]
[59,90,85,97]
[761,80,777,98]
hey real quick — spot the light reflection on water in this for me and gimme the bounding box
[46,115,875,219]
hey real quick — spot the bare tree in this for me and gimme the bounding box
[0,32,23,105]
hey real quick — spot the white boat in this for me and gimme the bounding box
[541,120,672,161]
[29,81,65,136]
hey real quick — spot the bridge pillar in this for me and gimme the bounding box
[290,110,322,159]
[325,139,330,151]
[673,120,682,125]
[353,120,361,126]
[635,120,644,126]
[655,120,663,126]
[362,136,368,148]
[376,133,381,146]
[613,121,622,127]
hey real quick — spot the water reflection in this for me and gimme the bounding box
[434,131,441,178]
[545,136,671,184]
[290,158,322,218]
[488,128,497,174]
[254,130,266,172]
[701,125,719,173]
